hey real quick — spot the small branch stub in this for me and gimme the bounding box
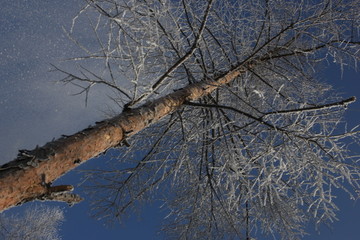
[39,184,83,206]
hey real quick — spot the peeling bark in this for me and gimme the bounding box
[0,67,244,212]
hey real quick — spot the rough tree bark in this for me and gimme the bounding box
[0,66,244,212]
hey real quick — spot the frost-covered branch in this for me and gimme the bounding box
[0,205,64,240]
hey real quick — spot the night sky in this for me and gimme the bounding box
[0,1,359,239]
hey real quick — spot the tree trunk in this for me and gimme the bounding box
[0,67,244,212]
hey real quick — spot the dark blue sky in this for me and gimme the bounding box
[0,1,359,239]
